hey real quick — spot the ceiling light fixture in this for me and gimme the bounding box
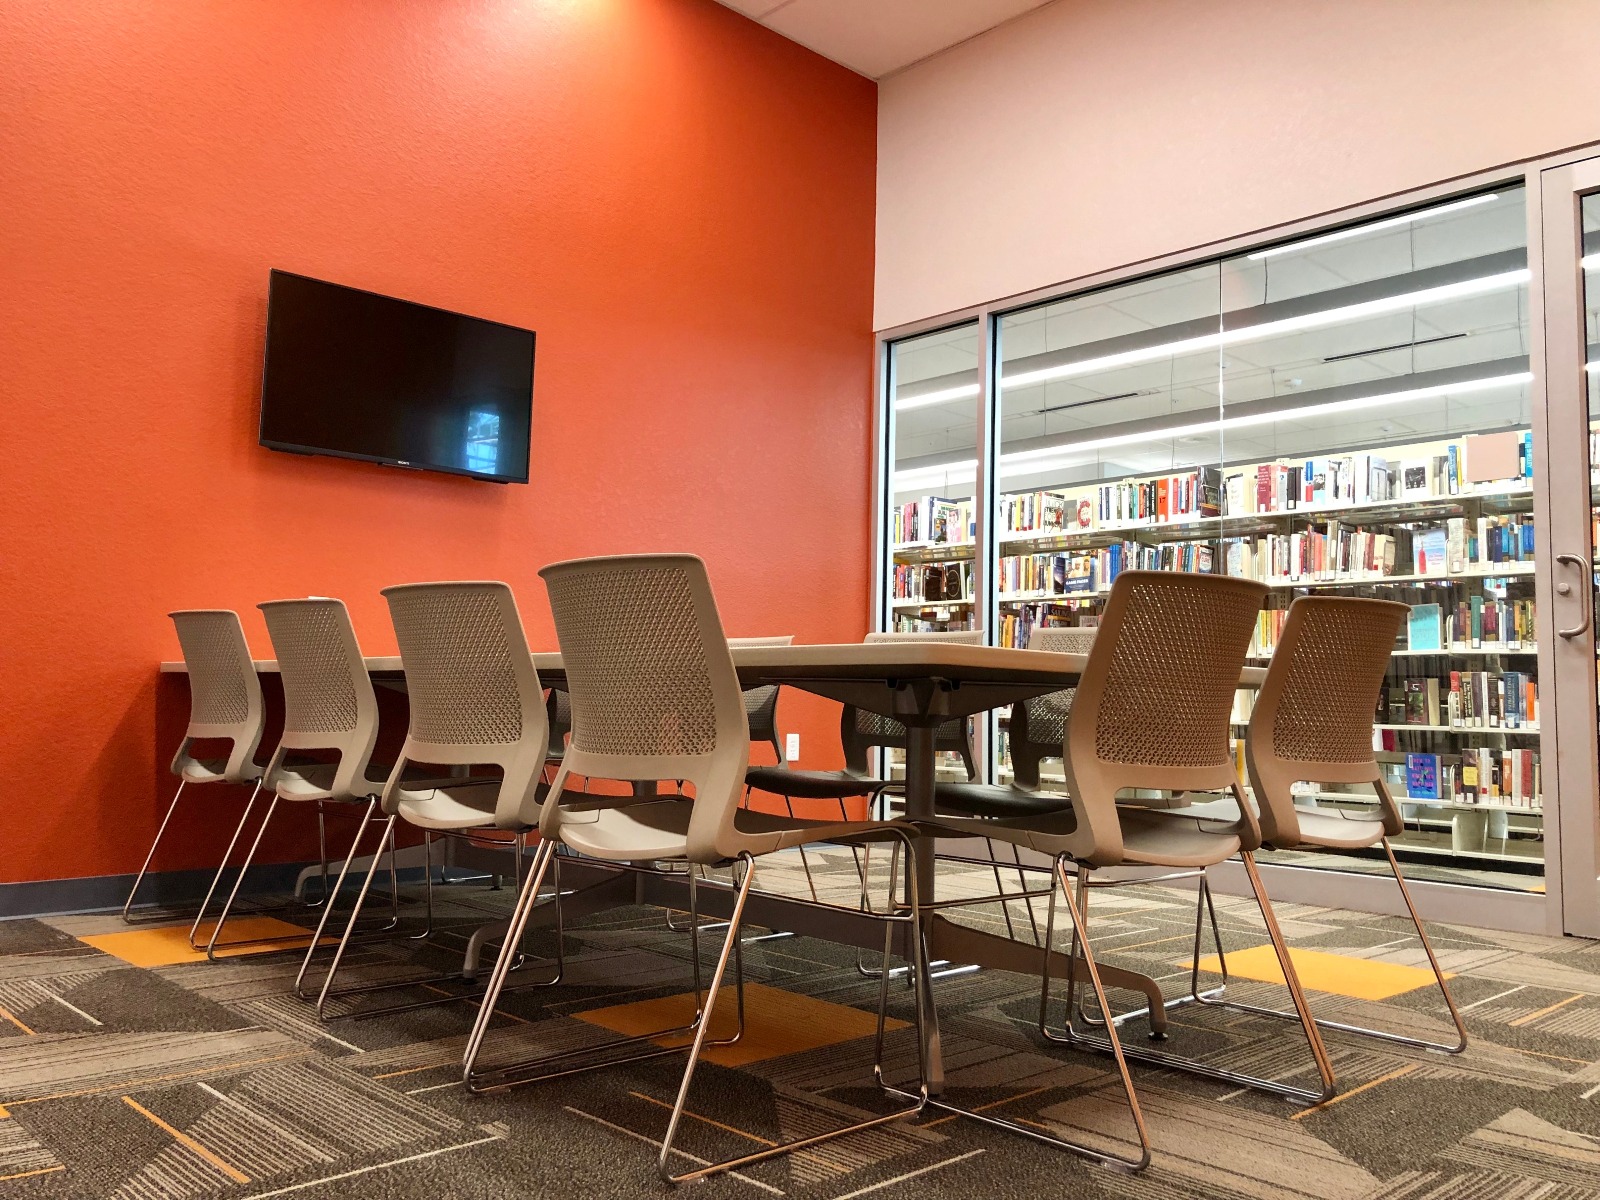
[1247,194,1499,261]
[896,267,1528,413]
[892,371,1531,489]
[894,382,981,412]
[998,270,1528,391]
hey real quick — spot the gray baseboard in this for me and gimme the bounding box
[0,857,487,922]
[0,862,319,921]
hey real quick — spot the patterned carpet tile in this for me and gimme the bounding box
[0,852,1596,1197]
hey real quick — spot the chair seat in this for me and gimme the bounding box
[274,764,346,801]
[1287,805,1386,850]
[1158,794,1386,852]
[557,798,911,863]
[179,757,264,785]
[918,803,1242,869]
[933,781,1072,820]
[392,782,507,830]
[745,765,886,801]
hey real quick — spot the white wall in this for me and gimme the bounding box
[875,0,1600,331]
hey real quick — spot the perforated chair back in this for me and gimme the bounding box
[1011,626,1097,788]
[1247,596,1407,845]
[259,598,382,800]
[1062,571,1266,863]
[538,554,751,864]
[169,610,265,784]
[729,636,794,761]
[381,582,550,829]
[852,630,981,778]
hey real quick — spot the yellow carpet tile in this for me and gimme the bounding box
[575,981,907,1067]
[1181,944,1453,1001]
[80,917,323,968]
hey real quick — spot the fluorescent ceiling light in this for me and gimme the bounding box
[892,371,1531,489]
[997,372,1530,478]
[999,270,1529,392]
[896,382,980,412]
[1582,253,1599,270]
[1247,194,1499,261]
[893,458,979,487]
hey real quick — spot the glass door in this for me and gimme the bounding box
[1539,158,1600,938]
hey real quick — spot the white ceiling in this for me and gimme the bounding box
[889,189,1541,500]
[715,0,1054,79]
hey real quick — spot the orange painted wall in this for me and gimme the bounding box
[0,0,878,886]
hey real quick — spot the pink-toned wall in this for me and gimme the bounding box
[875,0,1600,330]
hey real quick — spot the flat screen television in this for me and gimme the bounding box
[258,270,535,483]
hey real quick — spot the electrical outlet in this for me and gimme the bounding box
[785,733,801,761]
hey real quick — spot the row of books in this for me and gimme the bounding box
[997,608,1088,649]
[890,561,972,604]
[1000,491,1073,535]
[1225,434,1534,516]
[892,496,973,547]
[1397,749,1541,809]
[1095,468,1221,525]
[1382,670,1538,729]
[1245,597,1537,658]
[1218,517,1534,585]
[975,430,1539,546]
[1407,598,1536,651]
[889,615,975,634]
[997,541,1217,598]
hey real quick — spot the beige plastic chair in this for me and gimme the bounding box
[190,598,402,961]
[907,571,1334,1171]
[124,611,268,923]
[462,554,930,1187]
[930,625,1094,944]
[1210,595,1466,1053]
[302,582,569,1020]
[730,634,796,763]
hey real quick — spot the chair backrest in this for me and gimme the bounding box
[1062,571,1266,863]
[1246,596,1408,846]
[1010,625,1097,789]
[380,582,549,829]
[258,598,381,800]
[729,636,794,761]
[538,554,751,864]
[850,630,981,779]
[169,610,265,784]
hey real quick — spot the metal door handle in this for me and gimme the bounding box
[1556,552,1592,638]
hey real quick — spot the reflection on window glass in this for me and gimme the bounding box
[464,408,501,475]
[975,187,1539,892]
[887,323,980,632]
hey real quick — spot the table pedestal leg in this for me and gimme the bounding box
[901,723,945,1093]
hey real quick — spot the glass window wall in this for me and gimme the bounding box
[891,187,1543,892]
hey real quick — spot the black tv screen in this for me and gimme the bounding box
[259,270,534,483]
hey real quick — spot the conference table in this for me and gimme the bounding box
[161,642,1266,1090]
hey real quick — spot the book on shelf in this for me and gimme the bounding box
[1405,753,1441,800]
[1095,466,1221,526]
[1408,604,1443,651]
[1383,747,1541,810]
[1382,669,1538,730]
[989,431,1533,543]
[893,496,972,547]
[1001,490,1070,536]
[891,560,973,603]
